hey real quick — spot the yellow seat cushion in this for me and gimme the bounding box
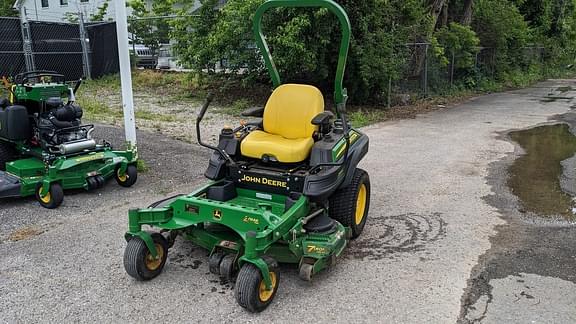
[240,84,324,163]
[241,130,315,163]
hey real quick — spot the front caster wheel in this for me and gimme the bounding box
[124,233,168,281]
[116,164,138,188]
[235,261,280,313]
[35,182,64,209]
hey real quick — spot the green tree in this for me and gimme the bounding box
[0,2,18,17]
[170,0,576,105]
[436,22,480,70]
[64,0,110,23]
[129,0,173,54]
[90,0,110,22]
[172,0,430,103]
[472,0,530,72]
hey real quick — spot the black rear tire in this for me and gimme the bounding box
[124,233,168,281]
[235,259,279,313]
[0,142,16,171]
[329,168,371,239]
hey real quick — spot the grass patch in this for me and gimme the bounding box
[222,98,251,116]
[77,95,122,120]
[136,159,149,173]
[349,109,387,128]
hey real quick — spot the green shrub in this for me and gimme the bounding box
[435,22,480,71]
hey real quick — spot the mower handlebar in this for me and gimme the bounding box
[73,79,83,94]
[195,94,236,166]
[197,93,214,121]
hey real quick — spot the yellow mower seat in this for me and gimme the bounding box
[241,84,324,163]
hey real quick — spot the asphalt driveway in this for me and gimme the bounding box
[1,80,576,323]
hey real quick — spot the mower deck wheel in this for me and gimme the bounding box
[209,252,225,275]
[298,263,314,282]
[329,168,371,239]
[219,254,237,281]
[35,182,64,209]
[0,142,16,171]
[115,164,138,188]
[235,261,280,313]
[124,233,168,281]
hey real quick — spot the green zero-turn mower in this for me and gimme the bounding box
[123,0,370,312]
[0,71,138,209]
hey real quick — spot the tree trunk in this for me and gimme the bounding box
[440,3,449,27]
[429,0,446,28]
[461,0,474,25]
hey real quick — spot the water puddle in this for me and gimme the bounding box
[508,124,576,220]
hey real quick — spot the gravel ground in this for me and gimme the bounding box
[80,88,240,144]
[1,80,576,323]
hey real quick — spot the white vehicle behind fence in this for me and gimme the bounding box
[131,44,157,69]
[157,45,184,71]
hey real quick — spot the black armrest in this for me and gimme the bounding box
[311,111,334,126]
[244,119,263,128]
[241,107,265,117]
[0,98,9,109]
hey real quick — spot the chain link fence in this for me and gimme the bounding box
[126,15,548,106]
[0,16,119,82]
[392,43,545,106]
[0,18,27,78]
[3,11,548,107]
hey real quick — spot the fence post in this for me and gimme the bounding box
[450,51,455,87]
[19,7,35,72]
[79,12,92,80]
[423,43,429,97]
[387,76,392,109]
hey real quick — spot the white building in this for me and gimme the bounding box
[15,0,116,22]
[14,0,204,23]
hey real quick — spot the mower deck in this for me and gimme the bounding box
[127,180,350,274]
[1,149,136,199]
[0,171,21,198]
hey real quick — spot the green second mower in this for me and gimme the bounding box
[123,0,370,312]
[0,71,138,209]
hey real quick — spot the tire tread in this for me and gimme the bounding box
[329,168,370,238]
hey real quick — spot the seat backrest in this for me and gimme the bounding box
[263,84,324,139]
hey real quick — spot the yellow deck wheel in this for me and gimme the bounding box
[258,272,277,302]
[35,183,64,209]
[117,169,128,183]
[235,261,280,312]
[38,188,51,204]
[144,243,165,271]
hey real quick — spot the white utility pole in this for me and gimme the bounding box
[115,0,137,148]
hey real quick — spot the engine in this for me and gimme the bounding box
[35,97,96,154]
